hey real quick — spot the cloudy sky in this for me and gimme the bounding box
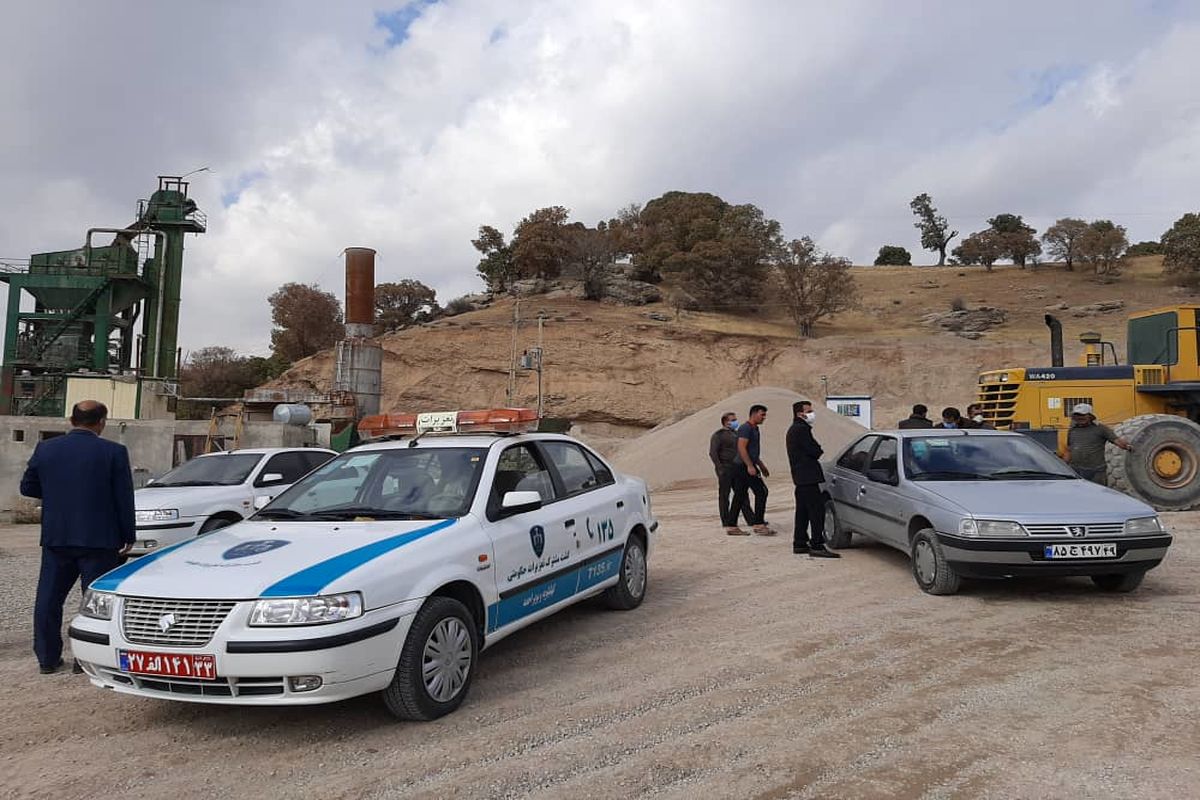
[2,0,1199,355]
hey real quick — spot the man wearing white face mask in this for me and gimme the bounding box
[787,400,839,558]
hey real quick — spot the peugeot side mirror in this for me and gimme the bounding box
[501,490,542,515]
[866,468,899,486]
[253,495,272,510]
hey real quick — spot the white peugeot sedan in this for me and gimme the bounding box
[130,447,337,555]
[70,410,656,721]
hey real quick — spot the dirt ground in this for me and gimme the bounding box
[2,487,1198,800]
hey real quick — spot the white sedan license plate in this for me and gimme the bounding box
[1043,542,1117,559]
[118,649,217,680]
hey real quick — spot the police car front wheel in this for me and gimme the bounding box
[603,535,648,610]
[382,596,478,721]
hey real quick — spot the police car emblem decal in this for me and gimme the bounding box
[529,525,546,558]
[223,540,290,560]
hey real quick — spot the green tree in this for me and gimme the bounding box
[1126,240,1164,257]
[773,237,858,337]
[635,191,727,283]
[1076,220,1128,276]
[874,245,912,266]
[1042,218,1089,271]
[910,193,958,266]
[1161,213,1200,285]
[952,230,1003,270]
[565,222,618,301]
[987,213,1041,267]
[472,225,516,292]
[375,279,439,332]
[511,206,571,281]
[268,283,343,362]
[177,347,290,419]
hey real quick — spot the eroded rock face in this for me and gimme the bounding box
[1070,300,1125,317]
[922,306,1008,336]
[601,278,662,306]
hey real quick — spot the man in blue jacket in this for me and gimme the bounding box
[21,401,135,673]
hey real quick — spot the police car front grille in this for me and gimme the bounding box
[1023,523,1126,537]
[122,598,237,648]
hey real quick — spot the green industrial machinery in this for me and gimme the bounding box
[1,176,205,416]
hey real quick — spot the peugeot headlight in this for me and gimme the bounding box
[135,509,179,523]
[80,589,115,620]
[249,593,364,626]
[959,519,1027,538]
[1124,516,1163,536]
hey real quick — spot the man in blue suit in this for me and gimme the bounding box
[21,401,135,673]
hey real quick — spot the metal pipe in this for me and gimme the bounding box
[1044,314,1064,367]
[344,247,376,337]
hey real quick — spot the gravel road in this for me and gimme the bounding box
[2,488,1198,800]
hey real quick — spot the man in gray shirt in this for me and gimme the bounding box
[1065,403,1131,485]
[709,412,752,533]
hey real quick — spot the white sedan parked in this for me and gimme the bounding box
[130,447,337,555]
[70,425,656,720]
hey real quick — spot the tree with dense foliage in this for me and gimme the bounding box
[510,206,571,281]
[1160,213,1200,284]
[1126,240,1164,257]
[268,283,343,362]
[633,191,782,309]
[773,237,858,337]
[565,222,618,301]
[986,213,1041,267]
[1042,218,1089,271]
[952,230,1003,270]
[874,245,912,266]
[472,225,516,292]
[910,193,958,266]
[178,347,290,419]
[1076,220,1128,276]
[375,280,439,332]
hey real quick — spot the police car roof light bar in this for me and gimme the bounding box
[357,408,539,441]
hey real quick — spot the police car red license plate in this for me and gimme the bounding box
[118,649,217,680]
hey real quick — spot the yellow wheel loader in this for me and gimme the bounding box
[977,306,1200,511]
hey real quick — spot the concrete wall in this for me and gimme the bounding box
[0,416,316,513]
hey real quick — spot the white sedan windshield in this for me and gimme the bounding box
[146,453,263,487]
[257,447,488,521]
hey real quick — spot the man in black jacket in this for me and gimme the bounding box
[21,401,135,673]
[898,404,934,429]
[786,401,839,558]
[709,411,752,533]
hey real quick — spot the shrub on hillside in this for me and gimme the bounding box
[950,296,967,312]
[874,245,912,266]
[1127,240,1164,257]
[443,296,475,316]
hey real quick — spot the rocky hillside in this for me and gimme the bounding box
[267,256,1188,451]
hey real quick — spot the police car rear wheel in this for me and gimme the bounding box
[603,536,647,610]
[382,596,477,721]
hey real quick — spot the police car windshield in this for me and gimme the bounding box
[257,447,488,521]
[904,436,1077,481]
[147,453,263,487]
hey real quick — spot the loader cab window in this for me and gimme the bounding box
[1127,311,1179,365]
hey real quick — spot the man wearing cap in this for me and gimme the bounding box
[1065,403,1131,485]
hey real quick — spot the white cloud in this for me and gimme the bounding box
[3,0,1200,356]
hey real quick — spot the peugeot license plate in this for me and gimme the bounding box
[118,649,217,680]
[1043,543,1117,559]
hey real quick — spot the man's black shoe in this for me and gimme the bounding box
[38,659,64,675]
[809,548,841,559]
[793,545,809,554]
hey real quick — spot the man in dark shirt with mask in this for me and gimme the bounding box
[709,411,753,534]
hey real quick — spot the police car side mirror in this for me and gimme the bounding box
[257,472,285,487]
[501,490,542,515]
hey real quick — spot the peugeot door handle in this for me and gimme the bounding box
[564,519,576,528]
[858,487,867,495]
[616,501,625,509]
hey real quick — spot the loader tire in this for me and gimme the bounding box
[1108,414,1200,511]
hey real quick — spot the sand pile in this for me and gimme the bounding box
[610,387,868,491]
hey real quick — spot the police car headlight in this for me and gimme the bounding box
[1124,516,1163,536]
[135,509,179,522]
[959,519,1027,538]
[249,593,364,626]
[80,589,115,620]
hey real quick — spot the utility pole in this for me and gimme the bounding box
[506,299,521,406]
[536,312,546,418]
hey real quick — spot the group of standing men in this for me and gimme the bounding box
[708,402,840,559]
[897,403,993,430]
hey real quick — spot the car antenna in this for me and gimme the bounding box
[407,430,428,448]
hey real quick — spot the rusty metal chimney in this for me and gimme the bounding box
[344,246,376,338]
[333,247,383,418]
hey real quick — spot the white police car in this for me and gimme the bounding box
[70,409,656,721]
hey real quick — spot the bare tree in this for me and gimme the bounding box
[773,238,858,337]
